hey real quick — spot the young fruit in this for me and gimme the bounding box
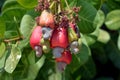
[56,50,72,71]
[40,38,50,53]
[42,27,53,40]
[70,38,82,54]
[39,10,55,28]
[34,45,42,57]
[50,27,69,58]
[68,27,78,43]
[52,47,64,58]
[30,26,43,57]
[70,41,80,54]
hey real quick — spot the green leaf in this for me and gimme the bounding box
[97,0,106,9]
[4,31,18,39]
[2,7,26,31]
[84,10,105,45]
[17,0,37,8]
[18,36,29,49]
[63,68,73,80]
[0,42,6,58]
[105,0,120,10]
[20,10,38,38]
[77,0,97,33]
[0,51,7,69]
[85,0,105,9]
[48,71,62,80]
[2,0,25,12]
[69,35,91,72]
[80,58,96,79]
[105,40,120,69]
[68,0,77,7]
[94,10,105,28]
[105,10,120,30]
[97,29,110,44]
[0,16,6,38]
[4,44,21,73]
[73,57,96,79]
[25,55,45,80]
[27,51,35,65]
[118,31,120,50]
[84,28,99,46]
[37,59,56,80]
[91,42,108,64]
[0,72,13,80]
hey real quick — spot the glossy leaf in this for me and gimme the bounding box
[20,10,37,38]
[73,57,96,79]
[4,44,21,73]
[97,29,110,44]
[2,0,25,12]
[84,10,105,45]
[85,0,106,9]
[77,0,97,33]
[18,36,29,49]
[38,59,56,80]
[0,16,6,38]
[0,42,6,58]
[12,49,42,79]
[94,10,105,28]
[105,10,120,30]
[105,41,120,69]
[78,58,96,79]
[27,51,35,65]
[105,0,120,10]
[2,7,26,31]
[91,42,108,64]
[84,28,99,46]
[4,31,18,39]
[17,0,37,8]
[25,55,45,80]
[0,72,13,80]
[0,51,7,69]
[48,71,62,80]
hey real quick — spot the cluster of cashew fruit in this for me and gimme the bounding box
[30,0,81,71]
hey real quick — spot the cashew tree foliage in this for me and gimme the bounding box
[0,0,120,80]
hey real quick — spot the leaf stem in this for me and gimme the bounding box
[4,36,23,43]
[50,1,55,9]
[14,16,22,38]
[58,1,61,13]
[65,0,70,10]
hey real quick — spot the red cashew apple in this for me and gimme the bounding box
[39,10,55,28]
[50,27,69,48]
[56,50,72,64]
[56,50,72,71]
[50,27,69,58]
[30,26,43,57]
